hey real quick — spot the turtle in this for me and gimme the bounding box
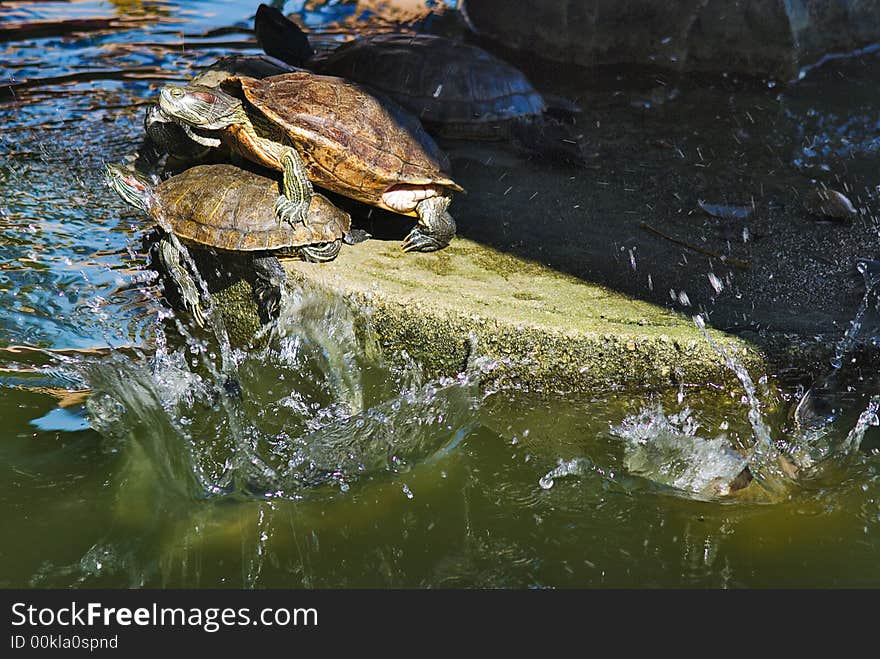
[136,54,302,173]
[157,69,464,252]
[105,162,361,324]
[253,3,585,164]
[190,54,299,89]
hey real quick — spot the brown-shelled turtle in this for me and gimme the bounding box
[157,68,464,252]
[137,54,300,172]
[253,3,585,163]
[106,162,362,323]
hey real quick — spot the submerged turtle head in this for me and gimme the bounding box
[105,163,155,214]
[158,84,244,148]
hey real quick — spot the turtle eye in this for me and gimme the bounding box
[169,87,184,98]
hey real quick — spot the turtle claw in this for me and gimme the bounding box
[407,196,455,252]
[274,195,307,226]
[402,227,446,253]
[300,239,342,263]
[344,228,371,245]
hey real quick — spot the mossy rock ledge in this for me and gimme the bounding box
[211,238,767,393]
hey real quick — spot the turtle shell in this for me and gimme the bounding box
[191,54,299,88]
[312,34,546,130]
[154,164,350,251]
[227,71,463,213]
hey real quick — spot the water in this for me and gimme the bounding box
[4,0,880,588]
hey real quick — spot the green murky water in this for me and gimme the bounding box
[3,0,880,588]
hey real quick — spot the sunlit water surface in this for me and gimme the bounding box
[3,0,880,588]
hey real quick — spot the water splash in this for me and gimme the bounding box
[519,295,880,503]
[80,280,486,503]
[831,259,880,369]
[611,406,751,499]
[254,283,378,417]
[538,457,595,490]
[840,397,880,454]
[693,313,791,493]
[788,260,880,469]
[276,371,481,492]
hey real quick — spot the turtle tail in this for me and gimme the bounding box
[509,116,591,167]
[254,3,314,67]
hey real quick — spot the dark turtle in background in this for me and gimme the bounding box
[253,3,585,164]
[157,69,463,252]
[106,163,359,324]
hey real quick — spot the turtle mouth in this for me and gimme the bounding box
[179,121,222,148]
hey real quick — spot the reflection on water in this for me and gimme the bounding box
[3,0,880,588]
[296,0,457,32]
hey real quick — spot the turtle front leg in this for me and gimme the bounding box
[273,147,314,226]
[402,195,456,252]
[156,237,207,327]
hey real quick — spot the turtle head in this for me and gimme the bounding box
[158,84,243,148]
[105,163,154,214]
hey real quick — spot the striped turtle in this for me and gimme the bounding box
[157,68,463,252]
[106,163,361,323]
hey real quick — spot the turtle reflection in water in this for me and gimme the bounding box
[106,163,364,324]
[157,68,464,253]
